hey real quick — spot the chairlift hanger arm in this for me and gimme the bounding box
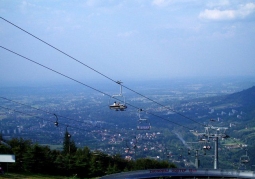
[116,80,123,96]
[54,113,59,127]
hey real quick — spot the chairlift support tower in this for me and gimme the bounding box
[191,124,229,170]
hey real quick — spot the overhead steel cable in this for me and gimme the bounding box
[0,16,204,127]
[0,96,104,128]
[123,86,205,126]
[0,96,111,131]
[0,46,108,96]
[0,46,192,130]
[230,137,255,165]
[0,104,139,147]
[0,96,131,134]
[141,110,192,130]
[1,96,192,131]
[0,105,112,148]
[0,105,85,132]
[0,17,112,83]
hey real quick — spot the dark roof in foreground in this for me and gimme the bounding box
[100,168,255,179]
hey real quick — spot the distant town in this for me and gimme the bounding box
[1,77,255,168]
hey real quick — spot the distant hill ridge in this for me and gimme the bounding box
[224,86,255,107]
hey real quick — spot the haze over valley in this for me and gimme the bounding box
[1,77,255,169]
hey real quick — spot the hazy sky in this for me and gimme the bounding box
[1,0,255,85]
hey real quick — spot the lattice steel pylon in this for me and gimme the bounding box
[190,122,229,169]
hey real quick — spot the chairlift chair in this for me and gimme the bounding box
[136,109,151,130]
[109,100,127,111]
[240,149,250,164]
[109,81,127,111]
[240,155,250,164]
[202,145,211,150]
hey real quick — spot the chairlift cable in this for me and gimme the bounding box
[230,137,255,162]
[0,105,85,132]
[0,46,110,97]
[0,105,139,149]
[122,85,205,127]
[0,17,112,83]
[0,96,102,128]
[0,97,121,133]
[0,17,204,127]
[0,46,193,130]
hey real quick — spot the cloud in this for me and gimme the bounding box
[199,3,255,20]
[199,9,235,20]
[238,3,255,17]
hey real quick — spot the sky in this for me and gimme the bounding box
[1,0,255,86]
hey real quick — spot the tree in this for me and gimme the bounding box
[61,130,77,177]
[8,138,32,172]
[63,130,77,155]
[23,144,52,173]
[0,133,12,153]
[106,163,119,175]
[73,147,91,178]
[54,154,69,175]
